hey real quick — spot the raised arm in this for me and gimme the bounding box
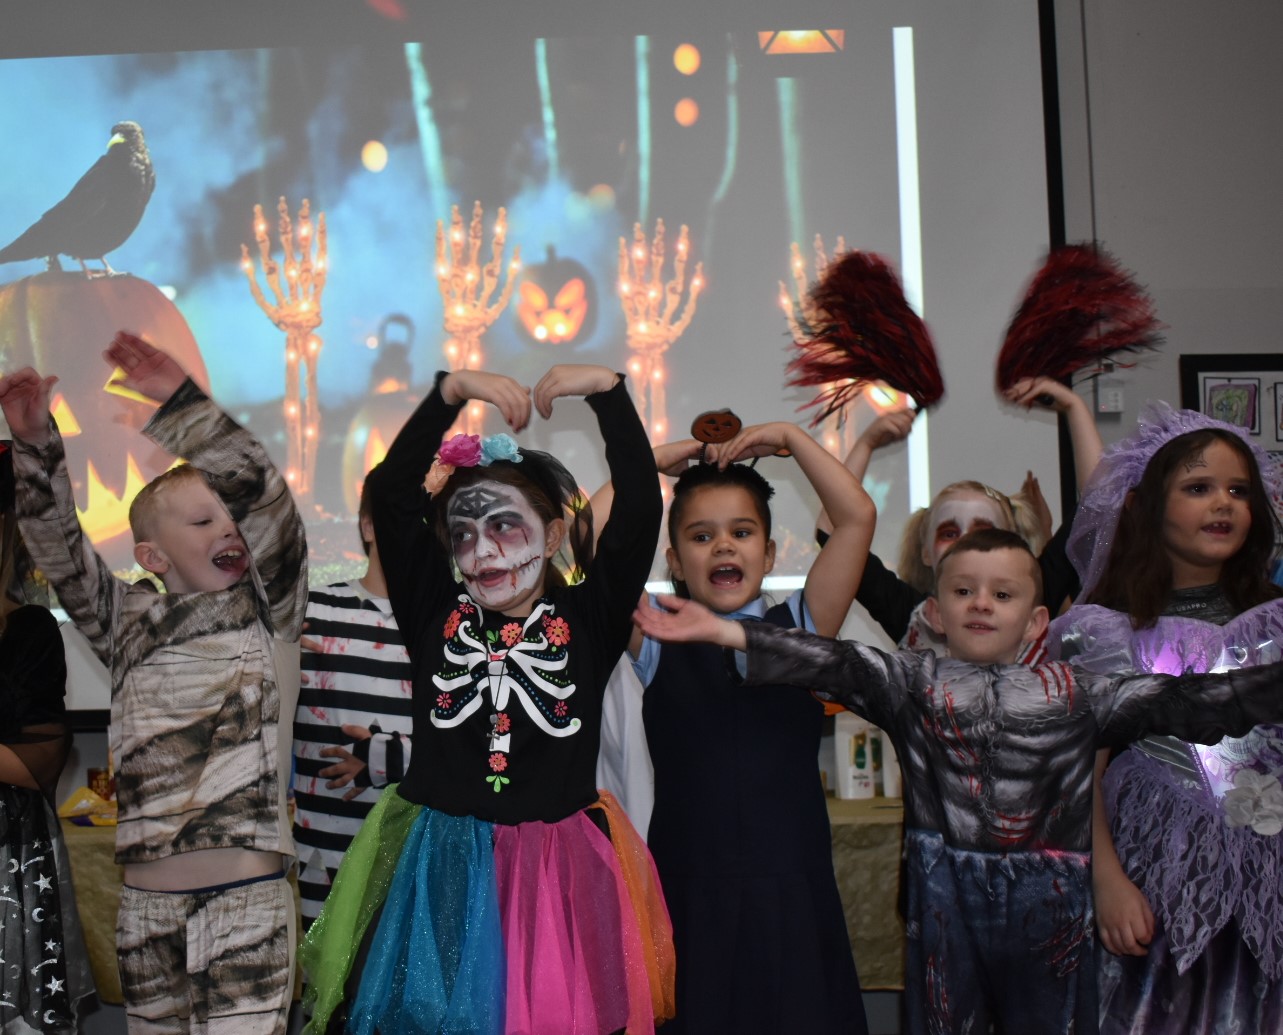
[546,366,662,657]
[113,333,308,638]
[720,421,875,637]
[364,368,528,653]
[634,594,909,728]
[1092,659,1283,748]
[1003,378,1102,494]
[1,368,127,665]
[816,409,915,538]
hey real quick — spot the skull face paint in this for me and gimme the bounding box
[447,480,549,614]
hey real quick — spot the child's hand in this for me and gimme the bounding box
[319,724,373,801]
[633,593,747,650]
[1018,470,1054,544]
[858,408,916,452]
[712,421,795,469]
[105,332,189,405]
[442,370,532,431]
[0,368,58,446]
[532,364,619,418]
[1094,866,1155,957]
[1003,377,1081,414]
[653,438,703,476]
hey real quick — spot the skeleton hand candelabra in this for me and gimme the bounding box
[436,201,521,437]
[241,197,328,497]
[618,220,704,442]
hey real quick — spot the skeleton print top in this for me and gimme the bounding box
[737,621,1283,853]
[13,381,308,864]
[365,373,660,825]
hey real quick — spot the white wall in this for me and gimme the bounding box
[1054,0,1283,448]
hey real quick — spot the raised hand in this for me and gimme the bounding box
[653,438,703,477]
[442,370,532,432]
[0,368,58,446]
[633,593,746,650]
[531,364,619,419]
[104,331,188,405]
[859,408,916,452]
[1003,376,1077,413]
[711,421,795,469]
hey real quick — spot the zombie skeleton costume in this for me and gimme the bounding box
[300,373,674,1035]
[730,619,1283,1035]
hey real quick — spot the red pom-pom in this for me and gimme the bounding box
[995,244,1163,390]
[786,251,944,424]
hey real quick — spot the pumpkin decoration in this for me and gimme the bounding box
[341,316,421,513]
[691,409,742,444]
[515,246,597,346]
[0,272,210,570]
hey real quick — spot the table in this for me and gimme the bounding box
[827,795,905,990]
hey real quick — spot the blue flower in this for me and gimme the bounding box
[481,433,523,466]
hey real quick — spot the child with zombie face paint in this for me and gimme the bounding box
[819,376,1101,655]
[591,414,876,1035]
[299,364,674,1035]
[1048,404,1283,1034]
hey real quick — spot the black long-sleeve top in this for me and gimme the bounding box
[365,373,660,825]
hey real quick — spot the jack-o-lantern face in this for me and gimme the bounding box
[0,272,209,570]
[515,246,597,346]
[691,409,742,444]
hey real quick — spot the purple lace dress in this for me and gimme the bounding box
[1051,592,1283,1034]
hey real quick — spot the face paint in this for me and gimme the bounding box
[447,480,548,613]
[923,491,1010,570]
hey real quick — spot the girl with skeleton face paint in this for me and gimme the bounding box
[815,377,1104,658]
[446,480,558,614]
[300,364,674,1035]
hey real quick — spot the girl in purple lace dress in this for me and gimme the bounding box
[1049,402,1283,1033]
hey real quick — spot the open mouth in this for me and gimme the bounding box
[1202,522,1233,535]
[467,556,540,592]
[212,547,247,578]
[709,565,743,587]
[963,622,995,632]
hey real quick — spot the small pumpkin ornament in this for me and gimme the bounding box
[515,246,597,346]
[691,409,742,445]
[0,271,210,569]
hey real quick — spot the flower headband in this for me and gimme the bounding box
[424,432,523,497]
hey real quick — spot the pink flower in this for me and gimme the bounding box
[489,753,508,773]
[544,616,571,646]
[439,433,483,467]
[436,692,453,710]
[554,701,568,718]
[444,611,462,638]
[495,712,511,734]
[500,622,523,646]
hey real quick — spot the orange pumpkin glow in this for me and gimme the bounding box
[0,272,210,569]
[514,247,596,346]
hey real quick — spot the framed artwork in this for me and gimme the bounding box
[1179,354,1283,446]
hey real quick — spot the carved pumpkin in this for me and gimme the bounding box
[515,246,596,346]
[0,272,210,569]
